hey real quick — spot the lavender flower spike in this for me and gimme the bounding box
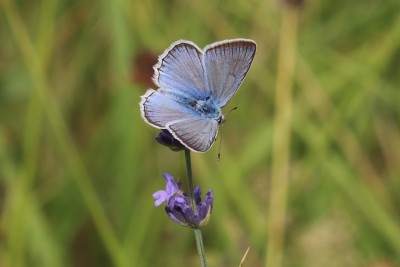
[155,129,185,151]
[152,173,214,228]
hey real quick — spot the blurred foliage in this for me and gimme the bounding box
[1,0,400,266]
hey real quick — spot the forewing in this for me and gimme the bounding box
[167,117,218,152]
[140,89,196,128]
[204,39,256,107]
[153,40,210,99]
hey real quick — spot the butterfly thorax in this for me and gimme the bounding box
[189,98,222,121]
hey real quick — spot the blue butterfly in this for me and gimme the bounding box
[140,39,256,152]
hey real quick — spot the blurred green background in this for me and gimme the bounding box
[1,0,400,266]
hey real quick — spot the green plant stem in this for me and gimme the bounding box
[194,228,207,266]
[184,149,207,267]
[266,4,299,267]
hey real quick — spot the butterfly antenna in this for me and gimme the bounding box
[228,106,238,114]
[217,107,237,161]
[218,121,224,161]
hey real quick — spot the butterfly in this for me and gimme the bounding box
[140,39,256,153]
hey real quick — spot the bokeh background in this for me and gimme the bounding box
[1,0,400,266]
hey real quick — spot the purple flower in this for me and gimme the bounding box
[153,173,214,228]
[155,129,185,151]
[152,173,180,206]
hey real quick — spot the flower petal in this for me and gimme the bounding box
[155,130,185,151]
[152,190,168,207]
[165,206,190,227]
[194,187,202,205]
[163,173,179,196]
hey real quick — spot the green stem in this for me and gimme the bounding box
[184,149,196,211]
[194,228,207,267]
[184,149,207,267]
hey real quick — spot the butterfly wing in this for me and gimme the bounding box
[140,89,195,128]
[204,39,256,107]
[140,89,218,152]
[167,117,218,152]
[153,40,210,100]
